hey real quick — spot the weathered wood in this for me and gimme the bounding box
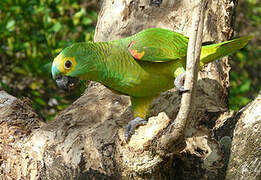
[225,93,261,179]
[157,0,206,153]
[1,0,260,179]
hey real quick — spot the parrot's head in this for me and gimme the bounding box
[51,42,95,91]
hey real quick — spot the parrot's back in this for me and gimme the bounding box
[95,42,178,97]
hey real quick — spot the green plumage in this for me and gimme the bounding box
[52,28,252,119]
[125,28,189,61]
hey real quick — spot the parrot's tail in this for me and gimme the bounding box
[200,35,253,67]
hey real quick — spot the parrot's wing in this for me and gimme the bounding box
[128,28,189,62]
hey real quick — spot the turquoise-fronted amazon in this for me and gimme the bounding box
[51,28,252,141]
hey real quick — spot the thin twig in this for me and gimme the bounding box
[157,0,207,153]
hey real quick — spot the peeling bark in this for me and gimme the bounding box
[1,0,260,179]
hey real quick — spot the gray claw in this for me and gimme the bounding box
[174,72,189,93]
[125,117,147,142]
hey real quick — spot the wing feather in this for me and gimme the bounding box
[127,28,189,62]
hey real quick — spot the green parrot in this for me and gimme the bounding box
[51,28,252,141]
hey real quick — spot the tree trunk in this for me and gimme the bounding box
[1,0,260,179]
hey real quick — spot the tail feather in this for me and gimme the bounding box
[200,36,253,67]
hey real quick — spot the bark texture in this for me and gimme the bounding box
[1,0,260,179]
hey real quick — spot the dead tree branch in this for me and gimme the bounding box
[157,0,207,153]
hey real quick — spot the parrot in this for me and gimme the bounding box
[51,28,252,141]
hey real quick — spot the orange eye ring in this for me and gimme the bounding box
[64,60,73,69]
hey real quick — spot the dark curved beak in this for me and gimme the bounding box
[55,75,79,91]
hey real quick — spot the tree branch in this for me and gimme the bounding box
[157,0,207,153]
[1,1,248,179]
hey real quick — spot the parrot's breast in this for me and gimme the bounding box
[98,56,176,97]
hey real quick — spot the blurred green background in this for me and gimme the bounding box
[229,0,261,110]
[0,0,260,120]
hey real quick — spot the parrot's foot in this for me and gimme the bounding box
[174,72,189,93]
[125,117,147,142]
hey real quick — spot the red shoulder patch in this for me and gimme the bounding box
[129,50,145,60]
[128,40,145,60]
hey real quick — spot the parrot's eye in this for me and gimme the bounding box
[64,60,72,69]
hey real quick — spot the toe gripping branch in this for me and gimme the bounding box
[174,72,189,94]
[125,117,147,142]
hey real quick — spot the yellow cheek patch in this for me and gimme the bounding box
[53,53,77,75]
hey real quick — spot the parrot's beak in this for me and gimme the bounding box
[55,75,78,91]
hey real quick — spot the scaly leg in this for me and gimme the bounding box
[125,96,155,142]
